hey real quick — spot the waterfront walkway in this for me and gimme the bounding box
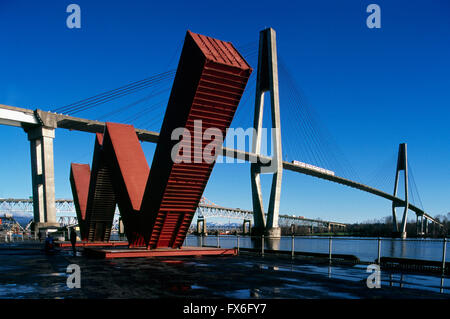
[0,242,448,299]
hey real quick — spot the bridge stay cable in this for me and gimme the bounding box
[278,58,360,181]
[55,43,260,131]
[408,162,424,211]
[95,87,171,122]
[279,66,328,171]
[52,70,176,115]
[64,72,175,115]
[365,151,396,193]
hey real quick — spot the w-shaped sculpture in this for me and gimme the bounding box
[70,31,252,248]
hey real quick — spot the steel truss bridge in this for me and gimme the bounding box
[0,198,347,231]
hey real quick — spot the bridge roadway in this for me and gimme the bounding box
[0,104,442,227]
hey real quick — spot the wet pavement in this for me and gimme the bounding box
[0,242,449,299]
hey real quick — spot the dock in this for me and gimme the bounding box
[83,246,237,259]
[54,241,129,248]
[379,256,449,274]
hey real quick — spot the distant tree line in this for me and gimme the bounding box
[280,213,450,238]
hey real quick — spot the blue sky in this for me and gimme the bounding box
[0,0,449,223]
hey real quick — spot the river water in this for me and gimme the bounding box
[182,235,449,263]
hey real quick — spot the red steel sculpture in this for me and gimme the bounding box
[70,30,252,248]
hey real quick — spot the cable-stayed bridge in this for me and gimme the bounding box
[0,104,441,236]
[0,28,443,242]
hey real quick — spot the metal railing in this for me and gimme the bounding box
[2,231,448,275]
[183,234,449,273]
[0,231,39,242]
[0,230,68,243]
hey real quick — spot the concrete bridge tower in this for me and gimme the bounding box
[251,28,283,237]
[392,143,409,238]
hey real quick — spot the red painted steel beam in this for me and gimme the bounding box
[140,31,252,249]
[101,122,150,246]
[71,124,150,244]
[69,163,91,240]
[83,133,117,242]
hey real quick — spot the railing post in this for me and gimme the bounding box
[442,238,447,275]
[237,235,240,255]
[291,234,295,259]
[200,234,203,247]
[261,235,265,257]
[217,234,220,248]
[328,236,332,263]
[377,237,382,264]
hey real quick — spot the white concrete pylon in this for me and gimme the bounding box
[392,143,409,238]
[251,28,283,237]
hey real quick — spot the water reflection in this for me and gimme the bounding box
[387,239,409,260]
[401,239,407,258]
[385,271,447,293]
[389,239,396,258]
[266,238,280,251]
[250,288,260,298]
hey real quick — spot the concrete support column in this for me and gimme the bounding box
[416,215,420,235]
[27,126,58,229]
[290,224,296,235]
[119,218,125,235]
[421,215,424,234]
[197,219,202,234]
[196,218,207,236]
[243,219,252,235]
